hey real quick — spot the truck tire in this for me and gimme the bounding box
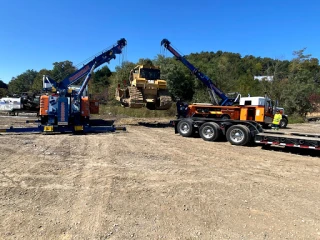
[280,118,288,128]
[177,119,194,137]
[226,124,251,146]
[199,122,221,141]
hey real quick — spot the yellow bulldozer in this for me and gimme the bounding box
[115,65,172,110]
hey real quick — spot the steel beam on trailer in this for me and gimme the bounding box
[83,126,116,133]
[0,126,43,133]
[0,124,126,134]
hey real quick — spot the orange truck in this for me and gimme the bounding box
[184,95,288,129]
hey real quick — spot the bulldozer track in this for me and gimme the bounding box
[128,87,145,108]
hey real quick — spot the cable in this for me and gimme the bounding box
[52,41,118,82]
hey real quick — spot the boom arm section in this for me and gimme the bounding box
[43,38,127,92]
[161,39,237,106]
[59,38,127,90]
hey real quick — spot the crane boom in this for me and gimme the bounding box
[161,38,238,106]
[59,38,127,90]
[43,38,127,92]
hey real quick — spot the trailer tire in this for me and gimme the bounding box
[177,119,194,137]
[226,124,251,146]
[280,118,288,128]
[199,122,221,141]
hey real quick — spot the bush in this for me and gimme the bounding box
[287,113,306,124]
[99,103,177,118]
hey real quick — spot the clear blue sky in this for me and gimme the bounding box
[0,0,319,84]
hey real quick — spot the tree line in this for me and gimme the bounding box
[1,48,319,117]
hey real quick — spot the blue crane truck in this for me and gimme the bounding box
[1,38,127,134]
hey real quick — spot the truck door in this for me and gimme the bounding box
[264,99,273,124]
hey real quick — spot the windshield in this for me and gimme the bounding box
[139,68,160,80]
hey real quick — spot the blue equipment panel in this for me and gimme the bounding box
[58,97,69,125]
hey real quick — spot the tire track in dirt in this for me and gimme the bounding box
[103,127,224,238]
[124,125,320,198]
[1,117,320,239]
[62,134,117,239]
[121,126,221,180]
[0,135,42,189]
[0,134,75,239]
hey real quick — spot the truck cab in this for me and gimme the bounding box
[239,96,288,128]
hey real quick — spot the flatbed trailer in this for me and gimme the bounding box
[255,131,320,150]
[0,119,126,134]
[171,117,320,151]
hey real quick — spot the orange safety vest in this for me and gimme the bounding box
[272,113,282,125]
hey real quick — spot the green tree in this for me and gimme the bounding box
[283,48,318,116]
[8,70,38,94]
[0,80,8,89]
[114,61,138,86]
[137,58,154,66]
[31,69,52,92]
[236,73,260,96]
[50,61,77,82]
[154,54,194,101]
[90,66,112,93]
[0,88,8,98]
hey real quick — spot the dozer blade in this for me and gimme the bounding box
[155,91,173,110]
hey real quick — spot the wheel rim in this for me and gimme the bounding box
[229,129,244,143]
[202,126,214,139]
[179,123,190,134]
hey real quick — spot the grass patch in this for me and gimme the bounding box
[287,113,306,124]
[99,102,177,118]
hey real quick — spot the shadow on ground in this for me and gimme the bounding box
[138,122,173,128]
[260,145,320,157]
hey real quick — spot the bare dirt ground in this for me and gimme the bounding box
[0,114,320,239]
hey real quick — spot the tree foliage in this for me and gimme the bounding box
[90,66,112,93]
[51,61,77,82]
[114,61,136,86]
[283,49,320,116]
[32,69,52,93]
[8,70,38,94]
[0,80,7,89]
[4,47,320,117]
[0,88,8,98]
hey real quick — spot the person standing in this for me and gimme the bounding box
[272,110,282,130]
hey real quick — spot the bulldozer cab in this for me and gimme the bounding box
[139,68,160,80]
[130,65,161,83]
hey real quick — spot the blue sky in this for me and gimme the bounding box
[0,0,319,84]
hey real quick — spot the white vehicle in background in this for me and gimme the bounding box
[0,97,22,112]
[0,94,40,115]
